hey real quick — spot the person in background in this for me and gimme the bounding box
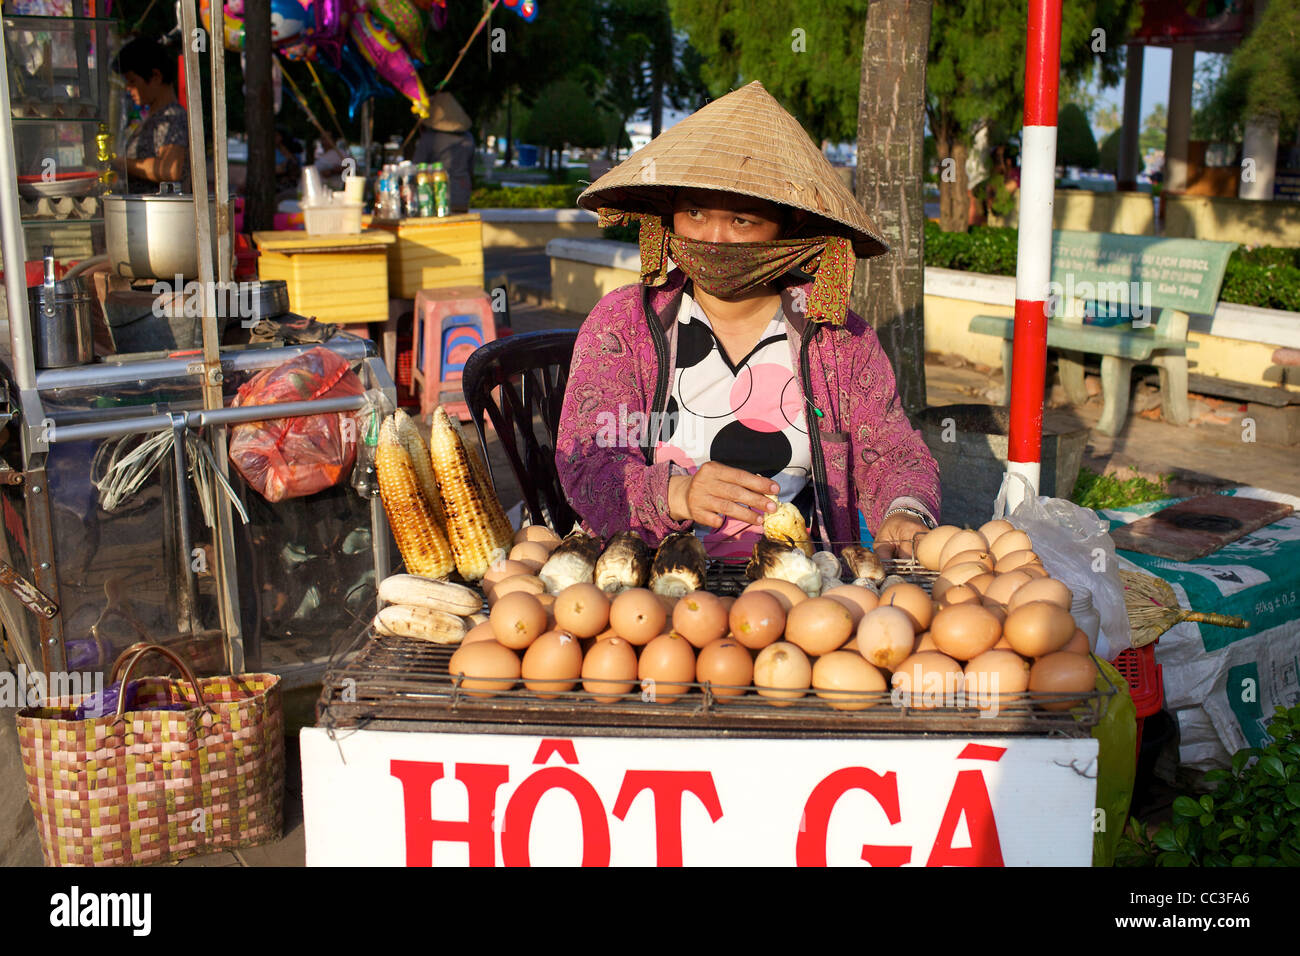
[411,92,474,212]
[314,134,349,192]
[112,37,189,193]
[274,129,302,199]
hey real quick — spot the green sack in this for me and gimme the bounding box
[1091,658,1138,866]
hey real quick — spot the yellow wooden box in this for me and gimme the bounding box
[253,230,396,326]
[369,213,485,299]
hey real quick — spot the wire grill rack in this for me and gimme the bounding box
[316,557,1112,738]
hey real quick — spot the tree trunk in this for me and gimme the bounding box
[504,87,514,167]
[651,68,664,138]
[242,0,275,232]
[935,119,969,233]
[850,0,932,416]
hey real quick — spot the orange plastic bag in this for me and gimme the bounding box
[229,347,363,502]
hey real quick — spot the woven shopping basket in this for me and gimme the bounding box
[16,642,284,866]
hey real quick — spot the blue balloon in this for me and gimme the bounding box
[321,37,396,122]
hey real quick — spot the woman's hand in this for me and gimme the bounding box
[873,513,930,560]
[668,462,779,528]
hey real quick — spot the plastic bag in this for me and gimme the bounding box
[994,473,1133,659]
[229,347,363,503]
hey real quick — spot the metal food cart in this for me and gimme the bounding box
[0,1,393,687]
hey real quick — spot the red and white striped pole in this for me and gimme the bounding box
[1006,0,1062,511]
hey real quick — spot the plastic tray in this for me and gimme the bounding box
[304,202,363,236]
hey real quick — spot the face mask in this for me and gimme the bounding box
[598,208,855,325]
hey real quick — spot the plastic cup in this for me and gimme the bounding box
[343,173,365,204]
[301,166,324,206]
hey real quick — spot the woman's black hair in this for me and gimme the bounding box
[113,37,178,88]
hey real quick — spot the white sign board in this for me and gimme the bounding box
[300,728,1099,866]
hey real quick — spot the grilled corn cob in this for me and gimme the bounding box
[428,407,513,581]
[376,418,455,579]
[841,545,885,585]
[763,497,813,556]
[392,409,446,527]
[593,531,652,594]
[746,537,822,597]
[649,532,708,598]
[373,604,467,643]
[379,574,483,616]
[539,530,603,594]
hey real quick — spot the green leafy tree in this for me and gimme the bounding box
[1057,103,1100,169]
[1139,101,1167,157]
[521,78,607,170]
[1098,127,1121,174]
[669,0,868,141]
[1203,1,1300,144]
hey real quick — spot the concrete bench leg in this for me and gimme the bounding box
[1058,348,1089,404]
[1000,339,1013,405]
[1152,351,1190,425]
[1098,354,1133,436]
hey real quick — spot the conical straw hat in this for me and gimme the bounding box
[425,92,471,133]
[578,82,887,258]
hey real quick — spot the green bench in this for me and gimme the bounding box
[969,231,1236,436]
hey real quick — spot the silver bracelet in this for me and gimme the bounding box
[884,506,936,530]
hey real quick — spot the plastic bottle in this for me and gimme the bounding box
[350,409,381,499]
[431,162,450,217]
[1069,588,1101,650]
[400,164,416,219]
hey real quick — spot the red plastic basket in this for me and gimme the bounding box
[1112,642,1164,755]
[397,349,413,389]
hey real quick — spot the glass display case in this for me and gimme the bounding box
[3,2,119,261]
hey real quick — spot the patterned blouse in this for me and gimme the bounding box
[124,101,189,193]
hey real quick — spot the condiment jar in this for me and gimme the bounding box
[1069,588,1101,650]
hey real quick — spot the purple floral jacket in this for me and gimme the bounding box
[555,270,940,550]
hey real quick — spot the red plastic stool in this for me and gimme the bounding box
[1112,642,1164,758]
[412,286,497,420]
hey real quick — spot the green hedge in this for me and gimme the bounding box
[470,184,584,209]
[922,221,1300,312]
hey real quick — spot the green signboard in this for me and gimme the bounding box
[1050,230,1236,316]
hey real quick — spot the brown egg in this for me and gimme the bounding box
[553,583,611,638]
[509,541,551,573]
[728,591,787,650]
[463,621,498,645]
[915,631,939,653]
[965,572,997,597]
[942,549,994,572]
[514,525,561,548]
[993,549,1041,574]
[890,652,964,709]
[522,630,583,698]
[1063,627,1091,655]
[939,583,981,606]
[939,530,989,569]
[813,651,886,711]
[484,559,536,589]
[990,529,1033,561]
[1029,652,1098,710]
[753,642,812,705]
[929,603,1002,661]
[1020,564,1050,579]
[743,578,807,611]
[1003,601,1076,657]
[978,519,1015,547]
[983,599,1009,627]
[1008,576,1072,611]
[856,606,917,671]
[487,574,545,604]
[964,650,1032,710]
[490,591,549,650]
[581,636,639,702]
[915,525,962,571]
[696,638,754,697]
[638,633,696,699]
[931,563,988,604]
[821,584,879,624]
[992,634,1014,650]
[879,582,933,632]
[609,588,667,645]
[673,591,730,649]
[982,570,1034,606]
[448,641,521,697]
[784,597,855,657]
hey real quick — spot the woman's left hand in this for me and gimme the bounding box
[873,514,929,560]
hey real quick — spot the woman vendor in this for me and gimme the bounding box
[111,37,190,193]
[556,82,940,560]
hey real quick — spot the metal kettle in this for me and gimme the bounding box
[27,246,94,369]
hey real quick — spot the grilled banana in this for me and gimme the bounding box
[538,530,604,594]
[378,574,483,616]
[373,604,467,644]
[593,531,652,594]
[747,536,822,597]
[649,532,708,598]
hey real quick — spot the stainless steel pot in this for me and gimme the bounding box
[103,183,234,280]
[27,248,94,369]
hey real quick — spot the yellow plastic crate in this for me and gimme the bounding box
[253,230,395,325]
[370,214,484,298]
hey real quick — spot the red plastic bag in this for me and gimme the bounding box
[229,347,363,502]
